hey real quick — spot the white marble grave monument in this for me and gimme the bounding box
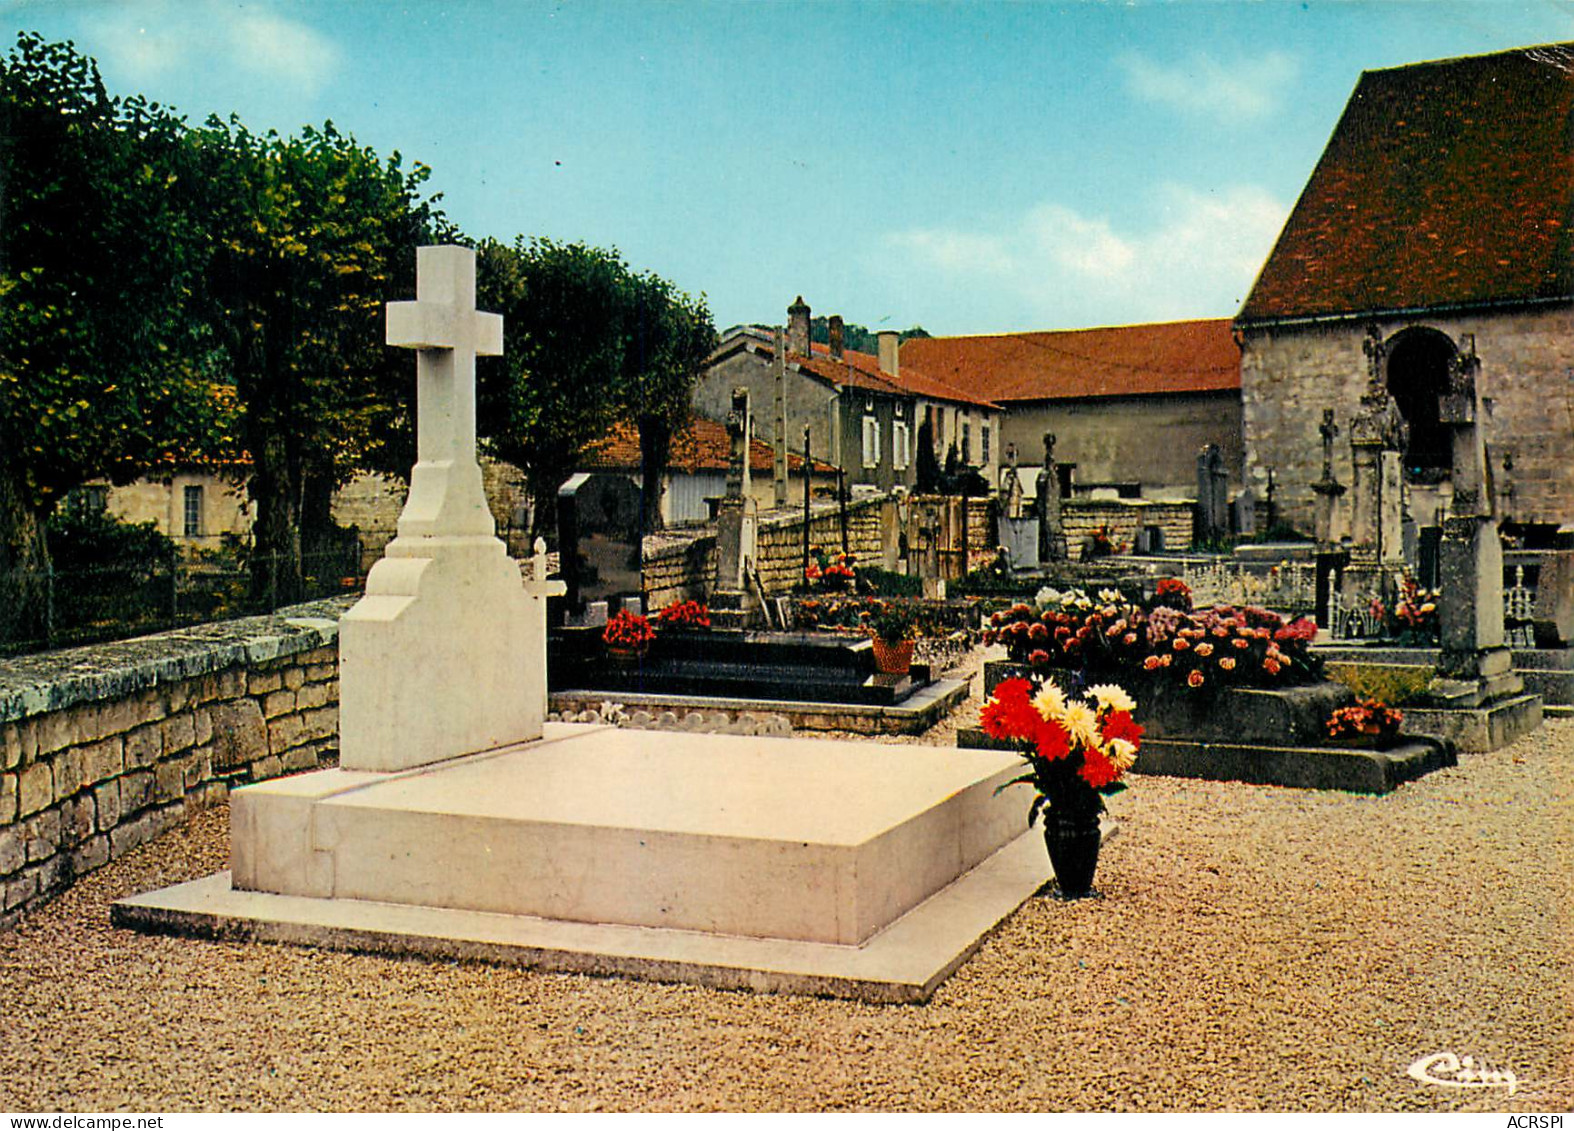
[339,244,558,772]
[114,246,1046,1003]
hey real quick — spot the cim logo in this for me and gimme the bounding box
[1406,1051,1518,1096]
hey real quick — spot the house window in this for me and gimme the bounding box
[183,485,204,537]
[893,420,911,471]
[67,485,109,519]
[861,414,881,469]
[981,424,991,464]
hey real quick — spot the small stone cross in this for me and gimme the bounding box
[385,245,504,539]
[1319,409,1340,480]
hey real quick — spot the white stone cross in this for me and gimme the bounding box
[385,245,504,540]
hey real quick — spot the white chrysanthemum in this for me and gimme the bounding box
[1061,701,1099,746]
[1105,737,1137,771]
[1087,684,1137,714]
[1098,588,1121,603]
[1035,586,1061,610]
[1075,595,1093,611]
[1032,684,1067,722]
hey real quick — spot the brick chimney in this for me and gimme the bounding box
[877,330,899,377]
[828,315,845,360]
[787,296,811,357]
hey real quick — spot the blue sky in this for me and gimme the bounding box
[7,0,1574,336]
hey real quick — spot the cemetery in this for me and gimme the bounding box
[4,24,1573,1115]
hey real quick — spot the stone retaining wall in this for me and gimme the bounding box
[643,495,1001,608]
[1062,500,1193,560]
[0,598,353,928]
[644,498,891,609]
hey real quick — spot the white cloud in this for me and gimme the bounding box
[83,0,339,97]
[229,9,339,90]
[1120,50,1300,122]
[885,184,1289,329]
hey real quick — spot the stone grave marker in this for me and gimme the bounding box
[1533,548,1574,647]
[1035,432,1067,561]
[1232,487,1256,538]
[338,244,562,773]
[1193,443,1228,544]
[1311,409,1347,548]
[1435,336,1515,694]
[1340,328,1408,623]
[557,471,643,614]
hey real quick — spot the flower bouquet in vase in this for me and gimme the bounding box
[980,676,1143,898]
[862,599,918,673]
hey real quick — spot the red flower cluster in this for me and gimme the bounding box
[1388,573,1440,639]
[602,609,655,650]
[655,600,711,629]
[985,590,1320,694]
[805,549,858,592]
[1326,698,1404,741]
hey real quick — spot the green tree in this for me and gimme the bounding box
[808,316,930,355]
[476,237,712,537]
[189,116,447,602]
[624,271,716,531]
[0,33,233,647]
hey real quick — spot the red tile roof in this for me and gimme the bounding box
[1239,43,1574,324]
[899,319,1240,403]
[715,330,998,409]
[583,418,834,475]
[796,343,999,409]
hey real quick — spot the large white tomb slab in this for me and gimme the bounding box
[229,725,1026,946]
[118,725,1049,1002]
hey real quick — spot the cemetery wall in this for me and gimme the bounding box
[1241,306,1574,534]
[756,497,889,592]
[997,391,1243,501]
[0,599,351,928]
[642,497,893,608]
[966,497,995,557]
[1062,499,1193,560]
[334,458,534,567]
[643,534,719,608]
[332,471,404,567]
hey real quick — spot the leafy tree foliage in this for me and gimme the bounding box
[476,238,714,535]
[186,116,449,601]
[808,316,930,355]
[0,33,233,644]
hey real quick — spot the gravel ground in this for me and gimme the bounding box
[1,649,1570,1113]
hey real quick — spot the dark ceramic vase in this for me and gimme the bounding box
[1042,809,1102,899]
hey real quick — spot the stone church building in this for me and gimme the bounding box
[1237,42,1574,541]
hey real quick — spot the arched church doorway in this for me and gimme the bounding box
[1384,327,1457,481]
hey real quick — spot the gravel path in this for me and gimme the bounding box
[1,650,1570,1112]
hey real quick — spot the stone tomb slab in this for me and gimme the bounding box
[117,725,1044,1001]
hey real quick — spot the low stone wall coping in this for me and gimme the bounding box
[0,597,355,724]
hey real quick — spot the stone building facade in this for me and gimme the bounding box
[1237,44,1574,537]
[902,319,1242,501]
[700,301,1001,494]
